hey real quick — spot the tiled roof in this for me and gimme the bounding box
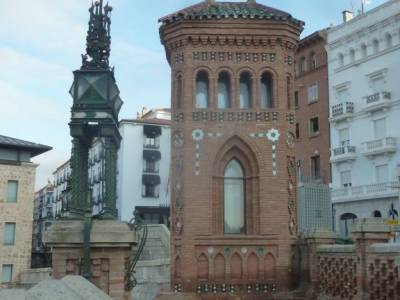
[0,134,52,157]
[159,0,304,27]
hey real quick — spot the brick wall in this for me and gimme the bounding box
[294,31,331,184]
[161,17,303,296]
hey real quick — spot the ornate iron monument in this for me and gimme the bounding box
[68,0,123,219]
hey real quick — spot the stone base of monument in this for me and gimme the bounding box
[44,220,137,300]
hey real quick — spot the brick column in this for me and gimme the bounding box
[303,230,336,287]
[351,218,391,299]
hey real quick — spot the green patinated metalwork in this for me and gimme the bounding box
[69,138,89,218]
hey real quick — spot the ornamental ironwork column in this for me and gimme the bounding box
[69,138,89,217]
[67,0,123,220]
[102,137,118,218]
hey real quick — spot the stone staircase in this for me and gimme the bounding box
[132,224,170,300]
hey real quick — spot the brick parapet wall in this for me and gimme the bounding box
[302,219,397,300]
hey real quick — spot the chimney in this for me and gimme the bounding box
[342,10,354,23]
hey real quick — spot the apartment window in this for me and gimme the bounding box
[300,56,306,73]
[144,136,159,148]
[338,53,344,67]
[1,265,13,283]
[338,128,350,146]
[143,159,159,173]
[385,33,392,49]
[309,117,319,136]
[310,52,317,70]
[295,123,300,139]
[361,43,367,58]
[349,48,355,63]
[372,76,384,93]
[142,184,159,198]
[6,181,18,203]
[310,155,320,180]
[4,223,16,245]
[308,83,318,103]
[376,164,389,184]
[340,171,352,187]
[374,118,386,139]
[373,39,379,54]
[336,89,348,103]
[294,91,299,107]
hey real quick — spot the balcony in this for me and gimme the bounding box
[363,137,397,157]
[330,145,357,163]
[330,102,354,122]
[364,91,391,113]
[332,181,399,203]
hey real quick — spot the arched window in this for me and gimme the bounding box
[196,71,209,108]
[218,72,231,109]
[309,52,317,70]
[300,56,306,73]
[361,43,367,58]
[260,72,273,108]
[385,33,392,49]
[373,39,379,54]
[224,159,245,234]
[349,48,355,63]
[338,53,344,67]
[340,213,357,237]
[176,74,183,109]
[239,72,252,108]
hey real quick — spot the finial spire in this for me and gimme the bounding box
[81,1,113,70]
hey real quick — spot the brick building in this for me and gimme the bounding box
[294,30,331,184]
[159,0,303,297]
[0,135,51,285]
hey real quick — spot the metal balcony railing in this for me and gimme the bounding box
[332,145,356,156]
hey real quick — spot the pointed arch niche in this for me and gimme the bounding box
[212,136,260,235]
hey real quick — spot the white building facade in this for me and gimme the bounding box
[117,110,171,224]
[327,0,400,237]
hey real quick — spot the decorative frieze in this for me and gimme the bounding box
[193,51,276,64]
[250,128,280,176]
[193,111,279,123]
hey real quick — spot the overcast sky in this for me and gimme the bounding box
[0,0,386,189]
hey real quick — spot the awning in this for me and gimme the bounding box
[142,174,161,185]
[143,125,161,137]
[143,150,161,161]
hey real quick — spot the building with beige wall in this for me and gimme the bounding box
[0,135,51,285]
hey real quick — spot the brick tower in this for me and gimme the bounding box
[159,1,303,298]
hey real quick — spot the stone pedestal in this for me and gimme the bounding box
[44,220,137,300]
